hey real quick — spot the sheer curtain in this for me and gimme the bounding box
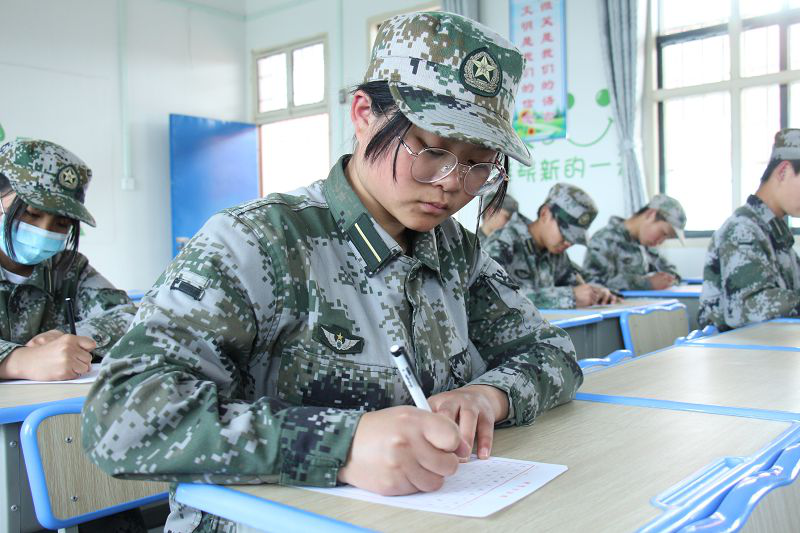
[598,0,648,214]
[441,0,480,21]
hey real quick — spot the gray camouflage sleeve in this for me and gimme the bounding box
[581,243,610,285]
[583,240,650,290]
[70,263,137,357]
[81,212,361,488]
[528,286,577,309]
[719,225,800,327]
[466,252,582,426]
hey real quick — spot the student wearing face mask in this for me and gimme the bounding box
[0,139,137,381]
[582,195,686,291]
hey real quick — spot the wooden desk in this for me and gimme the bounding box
[620,285,702,331]
[687,319,800,351]
[0,383,90,533]
[175,400,800,532]
[580,343,800,414]
[543,299,680,359]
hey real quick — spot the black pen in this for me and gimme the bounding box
[65,297,77,335]
[390,345,432,411]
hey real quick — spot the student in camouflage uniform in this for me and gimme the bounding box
[0,140,136,381]
[483,183,619,309]
[699,128,800,331]
[82,12,583,532]
[582,194,685,291]
[478,190,518,243]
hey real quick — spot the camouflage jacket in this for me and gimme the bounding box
[483,212,581,309]
[582,216,681,291]
[0,252,135,364]
[699,195,800,330]
[81,157,582,533]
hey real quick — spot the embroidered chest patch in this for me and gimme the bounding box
[314,323,364,354]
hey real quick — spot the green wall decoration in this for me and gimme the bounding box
[0,123,5,143]
[595,88,610,107]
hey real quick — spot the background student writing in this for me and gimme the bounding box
[0,140,136,381]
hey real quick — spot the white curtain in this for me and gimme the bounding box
[598,0,648,214]
[441,0,480,21]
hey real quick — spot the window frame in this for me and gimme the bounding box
[645,3,800,237]
[252,35,329,124]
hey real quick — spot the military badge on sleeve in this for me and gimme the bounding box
[314,323,364,354]
[460,47,502,97]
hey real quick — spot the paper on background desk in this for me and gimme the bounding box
[304,456,566,517]
[1,363,101,385]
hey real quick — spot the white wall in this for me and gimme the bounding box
[0,0,708,291]
[0,0,246,290]
[459,0,626,268]
[244,0,437,165]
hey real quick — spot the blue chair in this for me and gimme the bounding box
[578,349,634,371]
[620,302,689,356]
[20,403,168,531]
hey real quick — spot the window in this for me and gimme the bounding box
[651,1,800,234]
[255,38,329,194]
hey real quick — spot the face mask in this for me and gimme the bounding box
[0,215,69,265]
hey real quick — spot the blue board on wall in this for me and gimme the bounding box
[169,114,259,257]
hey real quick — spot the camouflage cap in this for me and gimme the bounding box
[0,139,95,226]
[365,11,532,166]
[647,194,686,244]
[545,183,597,246]
[770,128,800,161]
[484,190,519,214]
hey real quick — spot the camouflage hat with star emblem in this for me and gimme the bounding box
[0,139,95,226]
[770,128,800,161]
[647,194,686,245]
[364,11,532,166]
[544,183,597,246]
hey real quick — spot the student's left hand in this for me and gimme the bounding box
[26,329,66,347]
[428,385,509,461]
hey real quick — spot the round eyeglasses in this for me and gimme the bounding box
[398,137,508,196]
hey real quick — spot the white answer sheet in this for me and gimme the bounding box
[304,456,566,517]
[1,363,101,384]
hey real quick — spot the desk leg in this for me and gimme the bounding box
[1,423,41,533]
[678,297,700,331]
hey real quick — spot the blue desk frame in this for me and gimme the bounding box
[1,393,89,533]
[174,399,800,533]
[544,299,681,359]
[20,403,168,530]
[683,318,800,351]
[620,287,701,331]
